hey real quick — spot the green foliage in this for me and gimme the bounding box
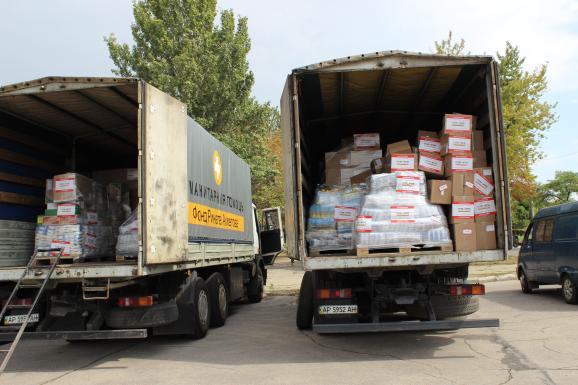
[106,0,282,208]
[498,42,557,201]
[537,171,578,207]
[434,31,468,56]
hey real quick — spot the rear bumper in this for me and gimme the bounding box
[0,329,147,342]
[313,318,499,333]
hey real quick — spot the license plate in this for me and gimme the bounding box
[318,305,357,315]
[4,313,39,325]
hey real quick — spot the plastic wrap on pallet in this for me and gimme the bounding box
[306,184,366,252]
[115,210,138,257]
[355,171,451,249]
[35,224,114,259]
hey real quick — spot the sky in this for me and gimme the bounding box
[1,0,577,182]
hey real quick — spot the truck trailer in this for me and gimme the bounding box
[280,51,511,333]
[0,77,282,355]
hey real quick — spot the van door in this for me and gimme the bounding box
[520,222,536,279]
[535,218,556,283]
[553,214,578,283]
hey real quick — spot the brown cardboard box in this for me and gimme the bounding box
[350,169,372,184]
[326,168,340,185]
[474,167,494,198]
[418,151,444,176]
[370,157,387,174]
[452,223,477,251]
[475,197,497,222]
[476,222,497,250]
[340,166,369,185]
[386,140,413,155]
[353,133,380,150]
[472,130,485,151]
[450,172,474,196]
[53,173,95,205]
[442,114,475,135]
[417,131,441,154]
[428,180,452,204]
[473,150,488,168]
[325,149,350,170]
[450,195,475,224]
[349,149,383,166]
[389,153,417,172]
[444,153,473,176]
[440,133,472,155]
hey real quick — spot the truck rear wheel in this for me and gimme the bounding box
[405,295,479,320]
[190,277,210,338]
[296,271,314,330]
[207,272,228,327]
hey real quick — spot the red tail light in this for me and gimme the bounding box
[316,288,352,299]
[118,295,154,307]
[449,284,485,296]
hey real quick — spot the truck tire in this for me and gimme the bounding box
[405,295,479,320]
[296,271,314,330]
[562,275,578,304]
[190,277,211,339]
[247,264,264,303]
[207,272,228,327]
[519,269,533,294]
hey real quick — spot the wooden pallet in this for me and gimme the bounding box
[33,256,77,266]
[309,248,355,257]
[357,244,454,257]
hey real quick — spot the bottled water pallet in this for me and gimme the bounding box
[309,248,356,257]
[357,243,454,257]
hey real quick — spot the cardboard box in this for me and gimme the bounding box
[350,169,372,184]
[442,114,474,135]
[349,149,383,166]
[370,157,387,174]
[440,133,472,155]
[341,166,369,185]
[472,130,485,151]
[473,150,488,168]
[450,172,474,196]
[325,150,350,170]
[476,222,497,250]
[452,223,477,251]
[418,151,444,176]
[354,133,380,150]
[326,168,340,185]
[53,173,95,205]
[450,195,475,224]
[386,140,413,155]
[428,180,452,205]
[444,154,473,176]
[474,167,494,198]
[389,154,417,172]
[417,131,441,154]
[475,197,496,222]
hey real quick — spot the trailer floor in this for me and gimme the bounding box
[1,281,577,385]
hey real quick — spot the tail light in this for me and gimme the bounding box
[316,288,352,299]
[449,284,485,296]
[117,295,155,307]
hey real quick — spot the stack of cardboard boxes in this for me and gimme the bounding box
[425,114,497,251]
[325,134,381,185]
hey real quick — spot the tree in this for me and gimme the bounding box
[537,171,578,207]
[498,43,557,201]
[106,0,282,207]
[434,31,468,56]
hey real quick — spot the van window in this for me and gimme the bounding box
[535,219,554,242]
[524,223,533,244]
[554,215,578,240]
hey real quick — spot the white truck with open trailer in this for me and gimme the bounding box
[280,51,512,333]
[0,77,282,358]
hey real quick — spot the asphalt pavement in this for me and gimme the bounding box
[2,280,578,385]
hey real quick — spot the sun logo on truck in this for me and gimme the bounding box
[213,150,222,186]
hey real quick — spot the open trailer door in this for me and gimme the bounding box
[142,83,188,264]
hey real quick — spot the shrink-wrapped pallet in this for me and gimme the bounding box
[355,171,451,249]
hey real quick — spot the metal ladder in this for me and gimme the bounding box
[0,248,63,374]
